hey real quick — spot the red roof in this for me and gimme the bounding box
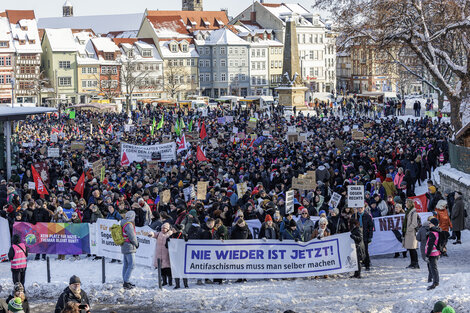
[146,10,228,33]
[5,10,36,24]
[112,38,155,46]
[261,3,283,7]
[147,15,188,35]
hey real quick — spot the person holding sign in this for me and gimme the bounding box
[403,199,420,269]
[149,223,173,287]
[354,206,373,271]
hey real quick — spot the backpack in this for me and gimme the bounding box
[110,222,131,246]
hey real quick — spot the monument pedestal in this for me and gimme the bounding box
[276,86,308,108]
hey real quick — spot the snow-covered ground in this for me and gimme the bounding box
[0,231,469,313]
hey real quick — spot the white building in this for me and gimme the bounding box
[231,2,337,100]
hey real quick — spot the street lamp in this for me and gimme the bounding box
[10,77,15,108]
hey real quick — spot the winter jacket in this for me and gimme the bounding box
[435,207,452,232]
[394,172,404,189]
[230,224,253,239]
[259,222,279,239]
[451,197,465,231]
[382,178,397,197]
[106,210,122,221]
[350,226,365,261]
[55,287,90,313]
[297,217,315,242]
[120,218,139,254]
[6,295,30,313]
[214,224,228,240]
[151,231,172,269]
[356,212,373,242]
[311,227,330,240]
[376,200,389,217]
[416,222,430,261]
[402,208,418,250]
[282,228,302,241]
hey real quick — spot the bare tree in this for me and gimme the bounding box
[164,64,189,100]
[95,70,121,101]
[32,70,51,107]
[315,0,470,131]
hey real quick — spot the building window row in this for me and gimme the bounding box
[0,74,12,84]
[0,56,12,66]
[81,67,98,74]
[251,48,266,58]
[270,60,283,69]
[59,61,71,69]
[58,77,72,87]
[101,66,117,74]
[81,80,98,88]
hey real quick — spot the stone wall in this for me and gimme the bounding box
[438,171,470,230]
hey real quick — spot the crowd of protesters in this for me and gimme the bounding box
[0,100,466,304]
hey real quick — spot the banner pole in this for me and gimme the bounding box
[102,257,106,284]
[46,257,51,283]
[157,258,162,290]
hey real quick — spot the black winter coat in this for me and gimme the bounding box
[55,287,90,313]
[259,222,279,239]
[6,295,30,313]
[350,226,365,261]
[356,212,374,242]
[230,224,253,239]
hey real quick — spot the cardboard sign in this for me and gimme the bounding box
[225,116,233,123]
[50,134,58,143]
[28,182,35,190]
[237,182,248,198]
[100,166,106,183]
[210,138,218,148]
[92,160,103,178]
[299,136,307,142]
[247,121,257,130]
[352,130,364,140]
[364,123,372,129]
[262,130,270,136]
[347,185,364,208]
[285,190,294,215]
[334,139,344,149]
[305,171,316,183]
[71,141,85,151]
[141,118,150,125]
[57,180,65,192]
[197,181,208,200]
[292,176,316,190]
[47,148,60,158]
[287,126,296,134]
[328,192,342,208]
[287,134,298,143]
[162,189,171,204]
[148,161,159,173]
[232,126,238,134]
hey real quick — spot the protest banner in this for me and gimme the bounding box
[237,182,248,198]
[347,185,364,208]
[197,181,208,200]
[217,117,226,124]
[120,142,176,164]
[409,194,428,213]
[94,219,155,267]
[328,192,342,208]
[50,134,58,143]
[225,116,233,123]
[287,126,296,133]
[0,217,11,257]
[168,233,358,279]
[71,141,85,151]
[33,162,49,186]
[369,212,433,256]
[13,222,90,255]
[47,147,60,158]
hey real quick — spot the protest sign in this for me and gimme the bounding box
[352,130,364,140]
[13,222,90,255]
[232,126,238,134]
[292,176,316,190]
[287,126,296,133]
[285,190,294,215]
[225,116,233,123]
[162,189,171,204]
[183,185,195,202]
[364,122,372,129]
[33,162,49,186]
[343,126,350,132]
[168,233,358,279]
[124,124,132,132]
[0,218,11,257]
[369,212,433,256]
[120,142,176,164]
[262,130,270,136]
[100,166,106,183]
[57,180,65,191]
[28,182,35,190]
[237,182,248,198]
[210,138,218,148]
[287,134,298,143]
[40,146,47,155]
[217,117,226,124]
[50,134,58,143]
[92,159,103,178]
[328,192,342,208]
[347,185,364,208]
[71,141,85,151]
[197,181,208,200]
[94,219,155,267]
[353,125,359,130]
[47,148,60,158]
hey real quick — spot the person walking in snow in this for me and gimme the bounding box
[450,191,465,245]
[425,218,441,290]
[121,211,139,289]
[8,234,28,287]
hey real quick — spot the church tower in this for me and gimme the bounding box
[182,0,203,11]
[63,0,73,17]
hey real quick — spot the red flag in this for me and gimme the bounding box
[199,121,207,140]
[197,146,208,162]
[99,127,103,135]
[177,133,188,153]
[73,172,86,198]
[59,125,64,134]
[51,127,59,134]
[31,165,48,195]
[121,151,130,166]
[409,194,428,213]
[106,124,113,134]
[249,138,255,148]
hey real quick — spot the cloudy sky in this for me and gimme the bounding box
[1,0,323,19]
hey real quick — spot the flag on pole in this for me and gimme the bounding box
[188,119,193,132]
[99,127,103,135]
[199,121,207,140]
[180,117,186,129]
[31,165,48,195]
[73,172,86,198]
[174,119,180,136]
[177,133,188,153]
[69,110,76,119]
[51,127,59,134]
[157,114,164,130]
[151,117,156,136]
[106,124,113,134]
[197,145,208,162]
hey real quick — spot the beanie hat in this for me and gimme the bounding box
[428,186,437,194]
[432,301,446,312]
[442,307,455,313]
[289,219,297,227]
[264,214,272,222]
[8,297,23,312]
[189,209,197,217]
[125,210,136,221]
[13,282,24,293]
[429,218,439,226]
[69,275,81,285]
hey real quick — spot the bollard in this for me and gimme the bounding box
[46,257,51,283]
[157,258,162,290]
[102,257,106,284]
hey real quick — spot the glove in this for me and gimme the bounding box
[317,236,322,240]
[279,237,283,242]
[294,238,299,242]
[184,235,189,242]
[367,238,372,244]
[262,237,267,242]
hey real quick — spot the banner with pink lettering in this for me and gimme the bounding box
[369,212,433,256]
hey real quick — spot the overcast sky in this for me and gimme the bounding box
[0,0,322,19]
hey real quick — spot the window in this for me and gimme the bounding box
[205,60,210,67]
[221,73,226,81]
[180,44,188,53]
[199,74,204,82]
[205,73,210,81]
[0,41,8,48]
[5,75,11,84]
[5,56,11,66]
[199,60,204,67]
[59,61,71,69]
[142,50,152,57]
[213,73,217,81]
[0,75,3,84]
[229,74,234,81]
[271,60,274,69]
[179,59,184,66]
[241,74,246,81]
[252,76,256,84]
[220,47,226,55]
[170,44,177,52]
[205,47,210,55]
[220,60,226,67]
[104,52,114,61]
[82,67,87,74]
[261,49,266,57]
[229,48,233,54]
[190,58,195,66]
[58,77,72,86]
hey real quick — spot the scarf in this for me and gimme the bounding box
[403,207,413,235]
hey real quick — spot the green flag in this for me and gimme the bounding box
[188,119,193,132]
[69,110,76,119]
[174,119,180,136]
[156,114,164,130]
[180,117,186,129]
[151,117,156,136]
